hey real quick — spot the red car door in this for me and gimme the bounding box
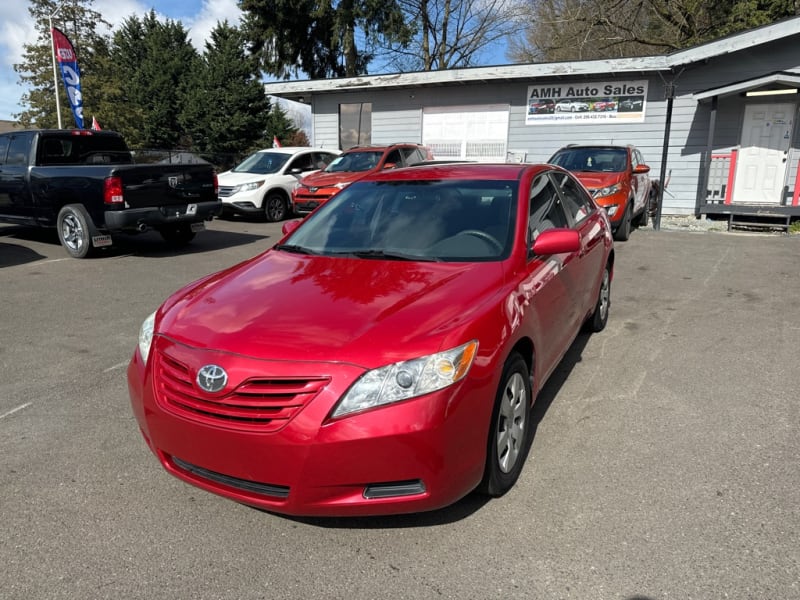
[551,171,608,315]
[520,173,582,381]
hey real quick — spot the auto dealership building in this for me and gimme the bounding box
[264,17,800,226]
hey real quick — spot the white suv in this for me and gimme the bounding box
[218,147,340,221]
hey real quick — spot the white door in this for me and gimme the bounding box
[732,103,795,204]
[422,105,509,162]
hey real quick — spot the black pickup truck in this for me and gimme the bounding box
[0,129,220,257]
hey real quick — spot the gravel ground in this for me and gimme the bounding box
[649,213,797,234]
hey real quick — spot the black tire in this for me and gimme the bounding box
[614,202,632,241]
[264,192,288,222]
[585,262,611,333]
[56,204,96,258]
[477,353,532,497]
[159,224,196,247]
[635,203,648,227]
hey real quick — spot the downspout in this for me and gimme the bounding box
[654,69,682,231]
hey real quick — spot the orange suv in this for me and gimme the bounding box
[291,143,433,215]
[548,144,651,241]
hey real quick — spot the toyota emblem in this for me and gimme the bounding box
[196,364,228,393]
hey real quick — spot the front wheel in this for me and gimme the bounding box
[614,202,632,241]
[477,353,532,497]
[263,192,288,222]
[159,224,196,247]
[57,204,96,258]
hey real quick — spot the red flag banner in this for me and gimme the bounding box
[51,27,84,129]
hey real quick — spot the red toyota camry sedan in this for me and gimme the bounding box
[127,163,614,517]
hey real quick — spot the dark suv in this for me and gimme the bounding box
[548,144,651,241]
[292,143,433,215]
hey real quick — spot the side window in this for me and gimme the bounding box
[314,152,336,169]
[384,149,402,167]
[0,135,9,165]
[552,172,593,223]
[528,173,568,247]
[6,133,33,166]
[401,147,424,166]
[288,153,314,172]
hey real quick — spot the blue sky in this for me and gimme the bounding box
[0,0,244,121]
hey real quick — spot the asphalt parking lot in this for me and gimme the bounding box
[1,218,798,599]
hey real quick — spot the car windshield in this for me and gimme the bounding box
[280,180,517,262]
[232,152,290,174]
[324,151,384,173]
[549,148,627,173]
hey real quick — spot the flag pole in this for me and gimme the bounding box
[49,2,67,129]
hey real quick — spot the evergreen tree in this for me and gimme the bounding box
[111,12,199,148]
[241,0,411,78]
[13,0,112,128]
[180,21,271,158]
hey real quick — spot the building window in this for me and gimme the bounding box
[340,103,372,150]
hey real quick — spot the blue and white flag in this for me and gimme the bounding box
[51,27,84,129]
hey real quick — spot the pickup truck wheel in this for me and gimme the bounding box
[264,192,288,222]
[159,224,196,247]
[57,204,95,258]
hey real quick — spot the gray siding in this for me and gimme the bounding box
[306,34,800,215]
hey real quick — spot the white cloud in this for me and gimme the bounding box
[0,0,242,121]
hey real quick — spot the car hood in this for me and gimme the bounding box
[300,170,367,187]
[157,251,504,369]
[217,171,279,184]
[572,172,624,189]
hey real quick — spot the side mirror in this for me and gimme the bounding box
[382,162,397,170]
[633,164,650,174]
[531,228,580,256]
[281,219,302,236]
[289,167,303,175]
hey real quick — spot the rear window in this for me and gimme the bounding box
[37,134,132,166]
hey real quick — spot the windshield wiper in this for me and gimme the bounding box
[336,249,441,262]
[274,243,319,255]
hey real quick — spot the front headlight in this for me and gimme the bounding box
[331,340,478,418]
[593,183,622,199]
[138,311,156,363]
[235,180,265,193]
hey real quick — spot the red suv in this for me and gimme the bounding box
[548,144,651,240]
[292,143,433,215]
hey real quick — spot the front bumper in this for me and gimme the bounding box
[104,201,221,231]
[127,337,491,517]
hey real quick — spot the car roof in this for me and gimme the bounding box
[342,143,424,153]
[360,162,550,182]
[556,144,633,151]
[256,147,337,155]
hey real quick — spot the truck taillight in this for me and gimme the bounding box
[104,176,124,204]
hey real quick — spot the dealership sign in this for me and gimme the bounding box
[526,80,647,125]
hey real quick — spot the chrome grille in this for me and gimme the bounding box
[217,185,236,197]
[155,352,329,433]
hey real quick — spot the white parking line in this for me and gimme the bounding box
[0,403,32,420]
[103,362,128,373]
